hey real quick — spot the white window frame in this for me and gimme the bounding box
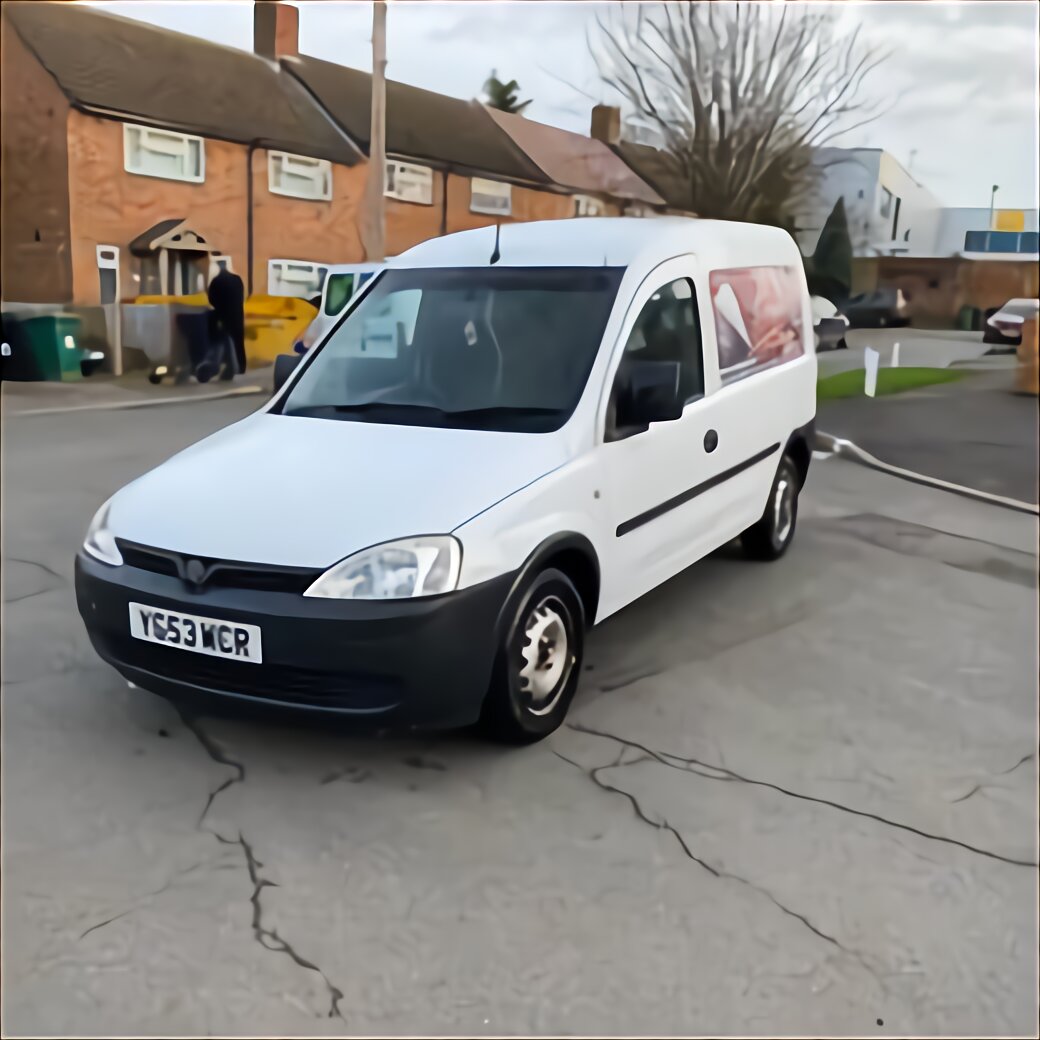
[268,151,332,201]
[267,259,329,298]
[574,194,606,217]
[470,177,512,216]
[385,160,433,205]
[123,123,205,183]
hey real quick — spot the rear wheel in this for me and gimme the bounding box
[741,455,799,561]
[480,568,584,744]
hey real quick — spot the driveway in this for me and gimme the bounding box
[2,399,1037,1036]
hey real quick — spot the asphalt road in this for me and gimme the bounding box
[2,399,1037,1037]
[818,368,1040,504]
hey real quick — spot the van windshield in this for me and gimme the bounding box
[279,266,625,432]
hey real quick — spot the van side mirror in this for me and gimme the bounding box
[615,359,683,431]
[273,353,300,393]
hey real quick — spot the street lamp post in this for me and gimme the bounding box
[988,184,999,231]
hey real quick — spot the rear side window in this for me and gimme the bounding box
[324,273,355,315]
[709,266,804,385]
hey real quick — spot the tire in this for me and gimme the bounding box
[741,455,800,561]
[837,336,848,350]
[480,567,585,744]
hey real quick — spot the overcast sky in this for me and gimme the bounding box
[90,1,1039,209]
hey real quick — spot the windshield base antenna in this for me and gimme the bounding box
[489,223,501,265]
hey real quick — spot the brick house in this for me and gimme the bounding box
[1,0,362,310]
[1,0,670,326]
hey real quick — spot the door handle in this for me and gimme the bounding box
[703,429,719,453]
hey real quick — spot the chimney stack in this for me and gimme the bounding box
[254,1,299,60]
[590,105,621,146]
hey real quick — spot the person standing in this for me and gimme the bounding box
[206,259,246,378]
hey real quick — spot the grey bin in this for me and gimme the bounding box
[121,303,211,383]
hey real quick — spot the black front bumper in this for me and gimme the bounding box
[75,553,514,729]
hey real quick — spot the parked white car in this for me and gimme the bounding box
[984,297,1039,347]
[77,218,817,743]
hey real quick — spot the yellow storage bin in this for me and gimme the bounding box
[134,292,210,307]
[244,295,318,368]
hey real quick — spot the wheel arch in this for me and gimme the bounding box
[784,421,814,489]
[494,532,601,641]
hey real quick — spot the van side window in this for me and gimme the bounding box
[709,265,805,384]
[324,273,355,315]
[606,278,703,439]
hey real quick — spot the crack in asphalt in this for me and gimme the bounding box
[178,712,347,1022]
[5,556,67,584]
[567,723,1039,869]
[78,861,210,940]
[996,749,1037,776]
[178,711,247,826]
[4,557,67,604]
[79,909,133,940]
[233,830,346,1022]
[950,752,1037,804]
[552,749,885,985]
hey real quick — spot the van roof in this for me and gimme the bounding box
[390,217,800,274]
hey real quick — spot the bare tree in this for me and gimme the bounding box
[591,2,890,227]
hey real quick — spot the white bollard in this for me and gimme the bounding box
[891,341,901,368]
[864,347,880,397]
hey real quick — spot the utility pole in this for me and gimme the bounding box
[360,0,387,261]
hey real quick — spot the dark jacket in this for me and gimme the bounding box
[207,268,246,371]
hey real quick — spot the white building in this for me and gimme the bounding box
[932,207,1039,259]
[798,147,1038,260]
[797,148,940,258]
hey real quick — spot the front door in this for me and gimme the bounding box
[596,257,728,617]
[96,245,121,375]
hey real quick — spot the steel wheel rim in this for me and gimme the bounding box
[517,595,574,716]
[773,475,794,546]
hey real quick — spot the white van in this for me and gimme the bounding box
[77,218,816,743]
[295,262,385,352]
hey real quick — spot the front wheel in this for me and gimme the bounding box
[741,455,800,561]
[480,568,585,744]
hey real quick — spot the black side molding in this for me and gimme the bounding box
[616,442,781,537]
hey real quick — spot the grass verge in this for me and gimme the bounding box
[817,367,965,401]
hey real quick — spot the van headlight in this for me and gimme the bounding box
[304,536,461,600]
[83,500,123,567]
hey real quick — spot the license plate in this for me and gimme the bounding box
[129,602,262,663]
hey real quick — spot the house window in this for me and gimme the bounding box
[385,161,433,205]
[268,259,329,298]
[879,188,893,218]
[625,203,656,218]
[470,177,512,216]
[268,152,332,201]
[124,124,204,183]
[574,194,605,217]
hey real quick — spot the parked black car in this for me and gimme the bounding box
[841,288,910,328]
